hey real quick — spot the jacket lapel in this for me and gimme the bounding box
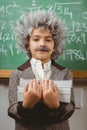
[50,65,67,80]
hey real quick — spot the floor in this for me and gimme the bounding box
[0,78,87,130]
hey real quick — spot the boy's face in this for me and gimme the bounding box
[29,28,54,64]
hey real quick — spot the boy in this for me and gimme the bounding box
[8,10,75,130]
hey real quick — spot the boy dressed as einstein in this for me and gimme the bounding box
[8,10,75,130]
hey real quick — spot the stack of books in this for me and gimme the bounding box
[17,78,72,103]
[54,80,72,103]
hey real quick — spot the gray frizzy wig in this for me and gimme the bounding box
[14,10,66,60]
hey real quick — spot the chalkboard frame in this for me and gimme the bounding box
[0,70,87,78]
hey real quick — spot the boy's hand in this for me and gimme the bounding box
[42,80,60,109]
[22,79,42,109]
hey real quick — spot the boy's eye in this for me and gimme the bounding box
[33,38,39,41]
[45,39,52,42]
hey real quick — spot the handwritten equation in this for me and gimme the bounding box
[0,0,87,63]
[62,49,87,61]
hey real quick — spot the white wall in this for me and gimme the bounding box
[0,79,15,130]
[70,84,87,130]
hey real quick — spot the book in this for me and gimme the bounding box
[17,78,72,103]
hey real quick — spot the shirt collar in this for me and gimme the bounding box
[30,57,51,70]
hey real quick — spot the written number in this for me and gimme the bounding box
[54,5,72,19]
[0,20,16,30]
[0,31,14,42]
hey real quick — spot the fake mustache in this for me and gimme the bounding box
[35,46,51,52]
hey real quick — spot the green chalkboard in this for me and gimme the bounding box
[0,0,87,70]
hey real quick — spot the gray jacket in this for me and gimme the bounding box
[8,60,75,130]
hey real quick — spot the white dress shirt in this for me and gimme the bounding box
[30,58,52,80]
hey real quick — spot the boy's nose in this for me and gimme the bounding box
[40,40,46,46]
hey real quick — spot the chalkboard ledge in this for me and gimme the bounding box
[0,70,13,78]
[71,71,87,79]
[0,70,87,79]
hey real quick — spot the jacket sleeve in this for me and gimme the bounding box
[16,88,75,124]
[8,70,21,120]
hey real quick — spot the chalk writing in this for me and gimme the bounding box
[67,21,87,34]
[32,0,37,7]
[0,1,19,16]
[27,6,42,12]
[54,4,73,19]
[61,50,87,61]
[8,44,14,56]
[0,44,21,56]
[0,20,16,30]
[54,2,82,19]
[53,2,82,5]
[0,31,14,42]
[46,4,53,11]
[68,33,86,45]
[67,21,87,45]
[82,11,87,19]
